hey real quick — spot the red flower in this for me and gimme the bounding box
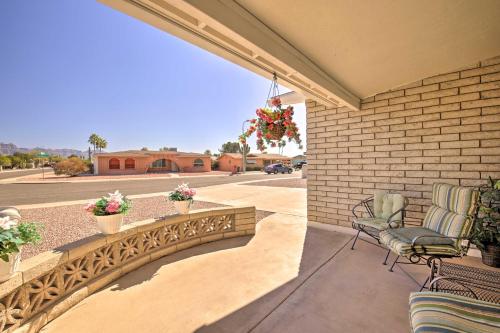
[250,119,257,124]
[271,97,281,107]
[286,131,293,138]
[265,133,272,139]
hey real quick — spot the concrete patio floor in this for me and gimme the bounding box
[40,213,443,333]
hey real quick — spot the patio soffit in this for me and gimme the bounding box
[99,0,500,111]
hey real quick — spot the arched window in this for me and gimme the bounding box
[125,158,135,169]
[151,159,166,168]
[109,158,120,170]
[193,158,204,167]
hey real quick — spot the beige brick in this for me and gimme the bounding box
[423,164,460,171]
[405,142,439,150]
[391,177,423,185]
[362,138,390,146]
[482,122,500,131]
[374,144,404,151]
[423,103,460,114]
[406,113,440,123]
[405,98,440,109]
[422,134,459,142]
[422,88,458,100]
[423,72,459,84]
[390,136,422,144]
[389,94,420,105]
[391,150,422,157]
[440,140,479,148]
[374,89,404,101]
[483,106,500,115]
[462,114,500,125]
[406,127,440,137]
[481,72,500,83]
[460,81,500,93]
[390,122,422,131]
[375,117,405,126]
[374,104,405,113]
[481,138,500,147]
[392,108,422,118]
[441,156,480,164]
[376,130,405,139]
[423,149,460,156]
[461,164,500,172]
[364,125,391,134]
[407,157,440,164]
[482,156,500,163]
[423,119,460,129]
[376,157,405,164]
[481,56,500,66]
[405,84,439,95]
[441,124,480,133]
[461,63,500,78]
[461,97,500,109]
[461,131,500,140]
[440,76,481,89]
[362,112,389,122]
[462,147,500,155]
[441,108,481,119]
[406,171,440,178]
[481,88,500,99]
[441,171,480,179]
[440,92,479,104]
[361,99,388,109]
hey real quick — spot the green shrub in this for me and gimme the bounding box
[54,157,89,176]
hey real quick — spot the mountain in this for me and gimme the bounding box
[0,143,85,157]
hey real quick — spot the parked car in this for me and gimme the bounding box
[294,161,307,170]
[264,163,293,174]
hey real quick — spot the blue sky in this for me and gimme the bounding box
[0,1,305,156]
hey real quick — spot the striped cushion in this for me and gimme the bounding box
[409,292,500,333]
[353,217,396,231]
[431,183,477,216]
[380,229,458,257]
[423,206,470,242]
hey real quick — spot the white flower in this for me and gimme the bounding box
[0,216,18,230]
[106,190,124,203]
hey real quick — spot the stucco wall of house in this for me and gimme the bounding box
[96,154,211,175]
[306,56,500,227]
[218,155,243,172]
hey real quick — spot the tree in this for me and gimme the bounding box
[141,147,149,151]
[204,149,212,155]
[0,156,11,171]
[238,143,250,155]
[10,156,22,168]
[53,157,89,176]
[96,138,107,152]
[88,134,99,152]
[218,142,241,154]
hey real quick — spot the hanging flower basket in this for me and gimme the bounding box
[239,74,303,152]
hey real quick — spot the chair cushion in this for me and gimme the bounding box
[386,227,455,246]
[409,292,500,333]
[423,206,470,241]
[353,217,395,231]
[373,190,388,218]
[380,228,458,257]
[432,183,478,216]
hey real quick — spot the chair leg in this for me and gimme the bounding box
[388,255,399,272]
[382,249,391,265]
[419,276,430,292]
[351,230,361,250]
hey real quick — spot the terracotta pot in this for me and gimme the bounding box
[174,200,191,214]
[480,244,500,268]
[95,214,123,235]
[269,125,286,140]
[0,252,21,282]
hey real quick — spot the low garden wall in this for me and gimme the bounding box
[0,206,256,333]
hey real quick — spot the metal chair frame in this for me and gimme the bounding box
[351,195,409,259]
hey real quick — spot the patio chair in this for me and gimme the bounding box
[380,183,479,288]
[409,292,500,333]
[351,191,408,259]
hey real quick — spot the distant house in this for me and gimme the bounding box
[93,150,211,175]
[291,154,306,166]
[218,153,291,172]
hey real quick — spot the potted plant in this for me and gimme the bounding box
[168,183,196,214]
[471,177,500,267]
[0,216,42,282]
[85,190,131,235]
[239,96,303,152]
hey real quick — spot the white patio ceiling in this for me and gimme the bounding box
[100,0,500,110]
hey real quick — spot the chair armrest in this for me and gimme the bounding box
[352,197,374,219]
[429,276,479,299]
[384,197,409,227]
[411,235,465,247]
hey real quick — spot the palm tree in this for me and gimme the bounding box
[97,138,108,152]
[88,134,99,152]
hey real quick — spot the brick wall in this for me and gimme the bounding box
[306,56,500,227]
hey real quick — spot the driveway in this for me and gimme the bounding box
[0,173,298,206]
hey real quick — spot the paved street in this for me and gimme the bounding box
[0,173,297,206]
[0,168,45,180]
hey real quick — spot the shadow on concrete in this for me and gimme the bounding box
[109,235,253,292]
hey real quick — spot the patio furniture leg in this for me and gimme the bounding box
[382,249,391,265]
[419,276,430,292]
[388,255,399,272]
[351,230,361,250]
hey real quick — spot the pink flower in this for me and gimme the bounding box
[271,97,281,107]
[105,200,121,214]
[84,202,96,213]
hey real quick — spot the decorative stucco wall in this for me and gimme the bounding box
[306,56,500,226]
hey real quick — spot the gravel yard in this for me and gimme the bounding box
[244,178,306,188]
[20,196,273,259]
